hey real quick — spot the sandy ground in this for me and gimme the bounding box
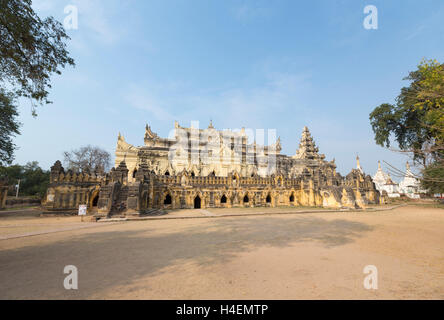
[0,205,443,299]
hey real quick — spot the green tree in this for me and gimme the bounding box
[422,161,444,194]
[20,161,50,197]
[0,0,75,165]
[369,59,444,164]
[369,59,444,192]
[0,163,21,182]
[0,161,49,198]
[0,89,20,164]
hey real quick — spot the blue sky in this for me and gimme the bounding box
[13,0,444,179]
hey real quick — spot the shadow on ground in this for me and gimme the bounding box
[0,215,373,299]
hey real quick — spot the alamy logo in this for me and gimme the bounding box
[63,265,78,290]
[64,5,78,30]
[166,121,278,174]
[363,265,378,289]
[363,5,378,30]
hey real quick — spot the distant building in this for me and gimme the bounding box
[372,161,400,198]
[373,161,427,199]
[398,162,427,199]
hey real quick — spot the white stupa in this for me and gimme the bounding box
[398,162,426,199]
[372,161,400,198]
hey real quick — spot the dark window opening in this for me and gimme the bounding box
[221,195,227,204]
[165,171,170,176]
[266,195,271,203]
[243,195,249,203]
[164,194,172,205]
[132,169,137,178]
[191,172,195,177]
[290,194,295,202]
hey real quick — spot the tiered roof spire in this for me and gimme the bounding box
[294,126,320,160]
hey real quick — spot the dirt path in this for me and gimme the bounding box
[0,205,443,299]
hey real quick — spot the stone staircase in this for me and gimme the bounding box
[110,186,128,216]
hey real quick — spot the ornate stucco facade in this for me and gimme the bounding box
[43,122,382,217]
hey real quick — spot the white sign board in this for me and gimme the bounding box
[78,204,87,216]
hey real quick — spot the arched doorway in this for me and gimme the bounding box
[266,194,271,203]
[164,194,172,205]
[221,195,227,204]
[194,195,201,209]
[289,194,295,203]
[243,194,249,203]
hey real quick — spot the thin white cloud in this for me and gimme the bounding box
[124,71,312,130]
[125,85,176,122]
[72,0,123,45]
[404,7,444,41]
[32,0,56,12]
[32,0,124,46]
[405,25,426,41]
[232,3,271,22]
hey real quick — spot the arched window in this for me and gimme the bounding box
[290,194,295,202]
[266,194,271,203]
[164,194,172,205]
[132,169,137,178]
[221,195,227,204]
[165,171,170,176]
[243,195,249,203]
[191,172,195,177]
